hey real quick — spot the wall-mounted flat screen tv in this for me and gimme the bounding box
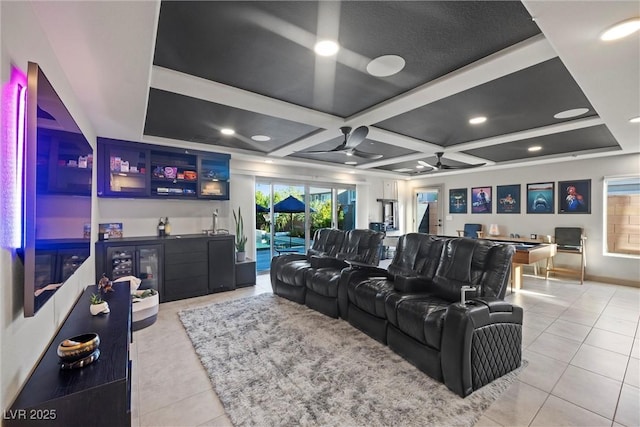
[20,62,93,317]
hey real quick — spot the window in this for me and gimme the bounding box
[604,175,640,257]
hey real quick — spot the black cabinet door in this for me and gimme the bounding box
[164,239,209,301]
[208,238,235,292]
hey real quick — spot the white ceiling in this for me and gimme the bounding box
[28,1,639,178]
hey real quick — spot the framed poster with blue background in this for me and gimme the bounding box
[449,188,468,213]
[471,186,492,214]
[527,182,554,213]
[496,184,521,214]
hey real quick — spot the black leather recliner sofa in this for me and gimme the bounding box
[270,228,384,307]
[339,233,521,397]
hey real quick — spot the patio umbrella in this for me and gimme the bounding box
[256,204,269,213]
[272,195,315,247]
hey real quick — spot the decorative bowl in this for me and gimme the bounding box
[60,349,100,370]
[57,333,100,362]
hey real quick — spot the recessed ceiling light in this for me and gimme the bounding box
[366,55,406,77]
[252,135,271,142]
[528,145,542,152]
[600,18,640,41]
[469,116,487,125]
[630,116,640,123]
[265,160,273,163]
[345,161,357,165]
[554,108,589,119]
[314,40,339,56]
[220,128,235,135]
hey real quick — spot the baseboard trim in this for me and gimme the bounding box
[586,275,640,288]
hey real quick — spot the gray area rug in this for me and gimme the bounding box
[179,294,522,427]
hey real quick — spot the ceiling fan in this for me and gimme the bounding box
[300,126,383,159]
[417,152,485,172]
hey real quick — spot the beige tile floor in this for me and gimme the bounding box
[131,268,640,427]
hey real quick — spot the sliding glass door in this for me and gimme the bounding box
[255,181,356,272]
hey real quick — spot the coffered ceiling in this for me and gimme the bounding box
[27,1,640,178]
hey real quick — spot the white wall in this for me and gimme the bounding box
[1,1,98,410]
[407,153,640,284]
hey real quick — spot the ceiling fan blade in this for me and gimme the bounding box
[352,148,382,160]
[440,162,486,170]
[418,160,437,169]
[345,126,369,148]
[299,141,348,155]
[432,152,485,170]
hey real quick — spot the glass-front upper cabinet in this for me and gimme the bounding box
[198,154,230,200]
[150,150,198,198]
[97,138,150,197]
[97,138,231,200]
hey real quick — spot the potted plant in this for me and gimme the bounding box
[89,293,110,316]
[233,207,248,262]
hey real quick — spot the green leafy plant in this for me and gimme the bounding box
[233,207,248,252]
[90,293,104,305]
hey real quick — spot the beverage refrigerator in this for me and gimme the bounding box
[104,245,163,292]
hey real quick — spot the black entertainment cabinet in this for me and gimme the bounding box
[7,283,132,427]
[96,234,244,303]
[96,138,230,200]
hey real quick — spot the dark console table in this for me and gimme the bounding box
[7,283,132,427]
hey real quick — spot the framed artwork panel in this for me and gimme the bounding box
[527,182,554,213]
[558,179,591,214]
[496,184,521,214]
[449,188,467,214]
[471,186,492,213]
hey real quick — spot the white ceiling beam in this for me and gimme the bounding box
[357,152,433,170]
[269,129,339,157]
[366,127,442,152]
[151,66,342,130]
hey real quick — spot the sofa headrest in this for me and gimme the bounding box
[387,233,447,279]
[431,238,514,302]
[308,228,346,259]
[337,229,385,266]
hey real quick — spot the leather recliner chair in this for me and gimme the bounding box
[338,233,446,340]
[304,229,385,318]
[270,228,345,303]
[341,234,521,397]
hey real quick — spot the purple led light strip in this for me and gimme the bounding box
[1,66,27,249]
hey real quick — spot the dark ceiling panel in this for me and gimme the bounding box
[463,125,620,161]
[375,58,597,146]
[144,88,320,151]
[145,1,620,176]
[154,1,540,117]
